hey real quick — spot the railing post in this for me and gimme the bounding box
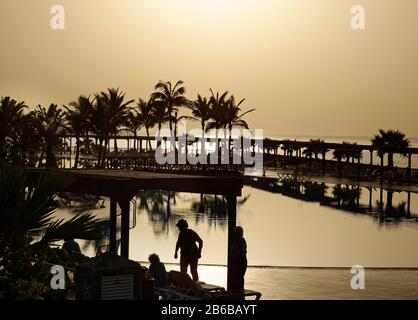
[118,198,131,258]
[109,198,117,254]
[226,195,237,291]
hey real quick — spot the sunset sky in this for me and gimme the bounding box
[1,0,417,137]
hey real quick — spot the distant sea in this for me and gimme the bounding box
[269,134,418,148]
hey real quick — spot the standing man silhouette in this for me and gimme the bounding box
[174,219,203,281]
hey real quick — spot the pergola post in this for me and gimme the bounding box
[274,148,277,167]
[226,195,237,291]
[119,198,131,258]
[407,191,411,218]
[241,136,244,165]
[380,155,384,183]
[109,197,117,254]
[407,153,412,182]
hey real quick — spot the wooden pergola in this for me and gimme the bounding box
[29,169,243,290]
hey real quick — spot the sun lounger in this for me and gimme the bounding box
[57,192,105,208]
[156,271,261,300]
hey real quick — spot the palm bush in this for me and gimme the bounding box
[0,165,102,299]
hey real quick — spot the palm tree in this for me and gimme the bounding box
[187,94,212,134]
[151,80,188,133]
[84,94,110,167]
[137,98,156,151]
[309,139,327,160]
[8,113,41,167]
[64,96,91,168]
[333,148,345,177]
[0,165,102,298]
[170,111,190,141]
[124,110,143,151]
[35,104,66,168]
[207,90,229,155]
[341,142,362,163]
[371,129,410,170]
[225,95,255,136]
[0,97,26,160]
[97,88,134,152]
[151,99,170,149]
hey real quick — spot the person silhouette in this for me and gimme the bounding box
[174,219,203,281]
[148,253,168,288]
[229,226,247,292]
[62,237,81,254]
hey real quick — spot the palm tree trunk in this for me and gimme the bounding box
[74,136,80,169]
[146,127,152,151]
[201,123,205,156]
[215,129,219,163]
[45,144,56,168]
[38,147,45,167]
[338,157,342,178]
[0,138,6,159]
[157,123,162,148]
[166,191,171,216]
[97,138,103,167]
[223,128,228,163]
[387,190,393,212]
[102,139,109,167]
[228,125,233,163]
[388,152,394,169]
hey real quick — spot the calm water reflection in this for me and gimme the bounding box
[56,178,418,268]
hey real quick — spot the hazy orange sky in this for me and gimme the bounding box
[1,0,417,137]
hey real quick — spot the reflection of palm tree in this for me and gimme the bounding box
[192,194,228,228]
[136,190,181,237]
[303,182,327,200]
[372,129,410,170]
[332,185,360,209]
